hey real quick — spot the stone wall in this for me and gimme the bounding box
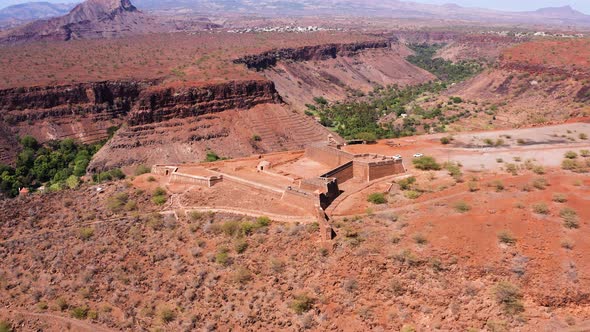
[152,165,178,176]
[170,172,223,187]
[353,162,370,182]
[352,159,405,182]
[368,160,405,181]
[321,161,354,184]
[281,187,319,213]
[305,143,354,168]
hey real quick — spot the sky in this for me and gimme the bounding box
[0,0,589,14]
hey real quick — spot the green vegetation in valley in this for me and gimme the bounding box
[312,44,484,140]
[406,43,484,82]
[0,136,121,198]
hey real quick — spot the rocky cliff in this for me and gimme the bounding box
[0,77,335,169]
[234,40,391,71]
[128,80,282,126]
[0,80,158,144]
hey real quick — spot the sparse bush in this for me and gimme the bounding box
[232,267,253,284]
[440,136,453,144]
[552,193,567,203]
[496,158,504,163]
[579,133,588,140]
[147,176,156,182]
[160,308,176,323]
[561,239,575,250]
[87,310,98,320]
[565,151,578,159]
[56,297,68,311]
[152,187,167,205]
[256,216,271,227]
[215,247,231,266]
[251,134,261,142]
[401,325,416,332]
[107,192,129,212]
[71,306,89,319]
[79,227,94,241]
[498,231,516,245]
[152,195,167,205]
[468,181,479,192]
[397,176,416,190]
[343,278,358,293]
[0,321,12,332]
[532,165,545,175]
[505,163,518,175]
[290,294,314,314]
[581,149,590,157]
[234,239,248,254]
[444,162,462,181]
[494,281,524,315]
[146,213,164,230]
[124,200,137,211]
[367,192,387,204]
[205,151,221,162]
[270,258,286,273]
[413,156,441,170]
[532,203,549,215]
[413,233,427,245]
[404,190,422,199]
[560,208,579,229]
[134,165,151,176]
[562,158,589,173]
[394,249,421,266]
[490,180,504,191]
[454,201,471,213]
[517,138,526,145]
[189,211,205,221]
[532,177,548,190]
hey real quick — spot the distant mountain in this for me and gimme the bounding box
[0,0,185,44]
[0,2,74,21]
[0,2,75,29]
[132,0,590,26]
[534,5,588,18]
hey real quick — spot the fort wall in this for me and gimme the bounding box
[170,172,223,187]
[320,161,354,184]
[305,143,354,168]
[152,165,178,176]
[282,187,319,213]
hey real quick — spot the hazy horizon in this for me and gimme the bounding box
[1,0,589,14]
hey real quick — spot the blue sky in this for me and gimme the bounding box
[0,0,589,13]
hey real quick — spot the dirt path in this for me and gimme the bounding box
[0,309,116,332]
[0,204,313,245]
[180,206,315,223]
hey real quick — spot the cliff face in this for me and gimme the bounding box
[128,80,282,126]
[500,61,590,81]
[0,80,157,121]
[234,40,391,70]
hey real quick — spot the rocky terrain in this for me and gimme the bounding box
[0,0,215,44]
[417,38,590,130]
[2,2,590,331]
[1,154,589,331]
[0,28,436,168]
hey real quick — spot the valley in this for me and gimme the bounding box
[1,0,590,331]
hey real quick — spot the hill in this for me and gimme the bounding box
[0,0,180,44]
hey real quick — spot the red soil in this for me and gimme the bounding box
[0,31,381,89]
